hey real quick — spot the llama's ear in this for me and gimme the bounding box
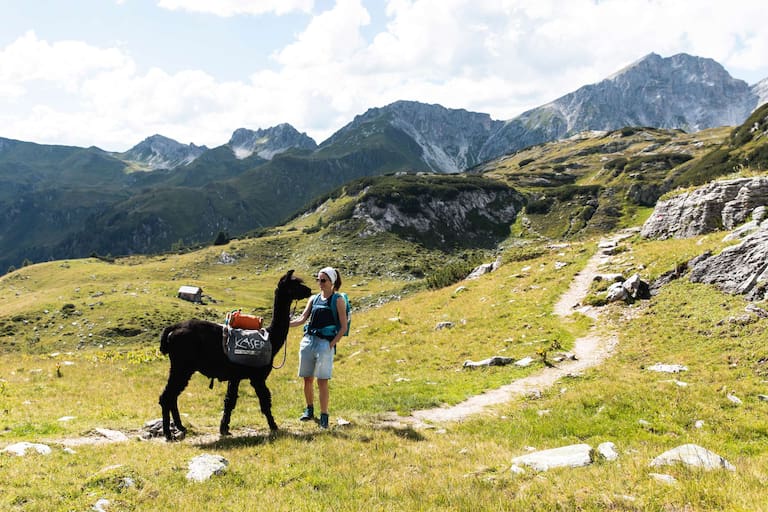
[287,269,295,278]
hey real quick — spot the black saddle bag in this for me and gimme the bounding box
[224,327,272,367]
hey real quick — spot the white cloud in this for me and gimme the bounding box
[2,0,767,151]
[0,31,133,92]
[157,0,314,17]
[274,0,370,67]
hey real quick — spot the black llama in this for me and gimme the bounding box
[158,270,312,441]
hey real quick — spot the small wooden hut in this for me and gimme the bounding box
[177,285,203,303]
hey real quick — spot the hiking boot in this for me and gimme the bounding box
[319,413,329,429]
[299,406,314,421]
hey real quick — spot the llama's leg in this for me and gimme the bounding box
[159,365,193,441]
[220,380,240,436]
[251,378,278,431]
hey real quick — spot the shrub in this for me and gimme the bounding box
[525,198,553,214]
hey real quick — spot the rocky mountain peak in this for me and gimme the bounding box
[227,123,317,160]
[566,52,754,131]
[479,52,762,163]
[121,134,208,170]
[322,100,503,173]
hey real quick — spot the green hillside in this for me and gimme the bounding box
[475,126,733,237]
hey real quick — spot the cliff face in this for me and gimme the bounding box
[352,186,525,248]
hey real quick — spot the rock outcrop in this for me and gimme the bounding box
[353,187,525,248]
[640,177,768,239]
[689,228,768,301]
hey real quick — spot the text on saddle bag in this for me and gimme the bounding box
[224,327,272,367]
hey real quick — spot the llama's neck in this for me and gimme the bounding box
[267,292,291,349]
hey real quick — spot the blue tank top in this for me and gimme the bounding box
[306,294,338,339]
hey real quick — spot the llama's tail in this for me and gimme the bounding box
[160,325,176,355]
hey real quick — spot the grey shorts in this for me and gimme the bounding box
[298,334,334,379]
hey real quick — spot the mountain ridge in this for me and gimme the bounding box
[2,52,768,273]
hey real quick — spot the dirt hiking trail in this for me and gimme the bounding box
[377,232,634,428]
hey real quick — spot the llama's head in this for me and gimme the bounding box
[277,269,312,303]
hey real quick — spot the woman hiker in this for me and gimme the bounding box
[289,266,347,428]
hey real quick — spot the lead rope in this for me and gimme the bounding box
[272,299,299,370]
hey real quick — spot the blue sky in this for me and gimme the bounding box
[1,0,767,151]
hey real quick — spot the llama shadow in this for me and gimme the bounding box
[193,423,426,450]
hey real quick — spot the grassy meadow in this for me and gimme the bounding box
[1,215,767,510]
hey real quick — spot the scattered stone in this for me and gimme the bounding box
[746,303,768,318]
[435,321,454,330]
[142,418,182,440]
[187,454,229,482]
[598,241,621,255]
[511,443,594,472]
[463,356,514,368]
[454,286,467,294]
[92,498,111,512]
[218,251,236,264]
[623,274,651,299]
[593,273,624,283]
[606,274,651,302]
[509,464,526,475]
[649,444,735,471]
[694,420,705,429]
[554,261,568,270]
[2,442,52,456]
[515,356,534,367]
[646,363,688,373]
[649,473,677,485]
[597,442,619,461]
[606,282,628,302]
[119,477,136,489]
[467,256,502,280]
[758,395,768,402]
[94,428,130,442]
[720,314,757,326]
[58,416,77,422]
[726,393,742,405]
[336,417,351,426]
